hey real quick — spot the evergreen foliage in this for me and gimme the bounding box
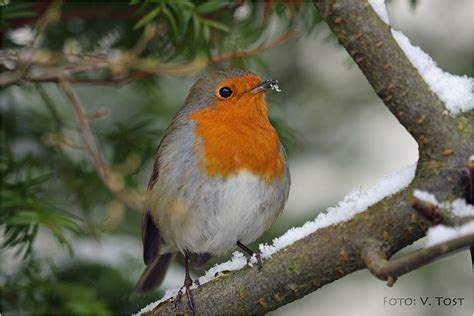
[1,1,319,313]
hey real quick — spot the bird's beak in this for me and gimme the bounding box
[250,79,281,94]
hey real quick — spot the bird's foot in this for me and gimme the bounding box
[255,252,263,270]
[174,252,196,314]
[237,241,263,270]
[245,252,263,270]
[174,275,195,313]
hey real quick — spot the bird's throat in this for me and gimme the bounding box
[188,100,285,182]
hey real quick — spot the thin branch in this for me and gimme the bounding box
[30,0,63,48]
[412,195,474,227]
[362,234,474,286]
[36,83,64,131]
[58,78,110,180]
[469,157,474,203]
[1,50,203,86]
[312,0,460,157]
[131,23,159,57]
[469,157,474,267]
[412,198,441,224]
[4,1,63,85]
[208,31,296,64]
[57,78,144,212]
[0,31,296,86]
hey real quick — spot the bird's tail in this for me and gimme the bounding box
[135,252,176,294]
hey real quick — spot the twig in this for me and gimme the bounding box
[4,1,63,86]
[31,0,63,48]
[469,156,474,203]
[57,78,144,212]
[0,32,296,86]
[0,51,204,86]
[36,83,64,131]
[468,157,474,267]
[412,198,441,224]
[57,77,110,179]
[363,234,474,286]
[209,31,296,64]
[412,195,474,227]
[131,23,159,57]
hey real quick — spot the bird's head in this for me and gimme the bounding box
[183,68,281,116]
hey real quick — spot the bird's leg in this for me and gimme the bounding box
[174,251,195,313]
[183,252,195,311]
[237,241,262,270]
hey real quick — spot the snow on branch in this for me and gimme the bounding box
[367,0,389,24]
[368,0,474,116]
[258,164,416,258]
[414,189,474,218]
[425,222,474,247]
[412,189,474,248]
[391,30,474,116]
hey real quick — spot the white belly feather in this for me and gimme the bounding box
[150,170,288,256]
[188,170,285,255]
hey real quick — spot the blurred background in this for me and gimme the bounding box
[1,0,472,315]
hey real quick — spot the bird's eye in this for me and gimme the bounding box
[218,87,233,98]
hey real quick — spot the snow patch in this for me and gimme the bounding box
[135,287,177,315]
[413,190,474,217]
[368,0,389,24]
[413,189,439,205]
[391,29,474,115]
[451,199,474,217]
[197,251,248,284]
[425,221,474,247]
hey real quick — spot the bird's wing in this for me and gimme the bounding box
[141,111,189,264]
[141,211,161,265]
[141,128,167,265]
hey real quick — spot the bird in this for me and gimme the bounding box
[135,67,290,311]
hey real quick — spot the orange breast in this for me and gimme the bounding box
[188,92,285,182]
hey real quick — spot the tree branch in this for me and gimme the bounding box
[469,156,474,203]
[0,32,295,87]
[142,0,473,314]
[362,234,474,286]
[57,78,144,211]
[412,197,442,224]
[58,78,110,179]
[313,0,468,160]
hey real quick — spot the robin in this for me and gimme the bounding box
[135,67,290,311]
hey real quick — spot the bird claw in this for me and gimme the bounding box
[255,252,263,270]
[173,288,183,309]
[174,272,196,313]
[245,252,263,270]
[237,241,263,270]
